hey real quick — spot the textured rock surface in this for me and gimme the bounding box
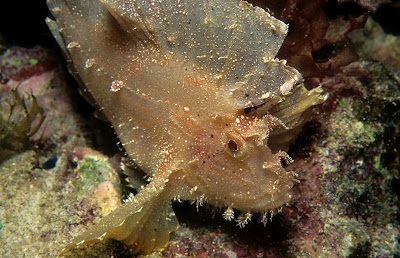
[0,61,123,257]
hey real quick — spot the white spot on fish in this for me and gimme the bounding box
[51,7,61,14]
[110,80,125,92]
[261,92,271,99]
[119,219,126,227]
[67,42,80,48]
[85,58,95,68]
[98,232,107,240]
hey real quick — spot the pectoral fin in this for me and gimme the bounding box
[61,182,178,255]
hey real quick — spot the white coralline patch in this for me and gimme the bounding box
[110,80,125,92]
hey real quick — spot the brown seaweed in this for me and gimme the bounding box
[0,86,45,163]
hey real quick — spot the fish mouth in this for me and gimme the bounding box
[223,146,294,212]
[190,150,294,213]
[225,175,293,212]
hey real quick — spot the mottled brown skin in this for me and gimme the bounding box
[46,0,325,254]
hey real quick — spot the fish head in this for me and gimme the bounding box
[184,111,294,213]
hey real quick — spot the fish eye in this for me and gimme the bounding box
[226,135,248,159]
[228,140,238,152]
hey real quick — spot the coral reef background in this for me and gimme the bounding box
[0,0,399,257]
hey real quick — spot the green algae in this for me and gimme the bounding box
[74,154,121,198]
[315,50,400,255]
[331,218,370,257]
[0,148,123,256]
[76,156,104,194]
[318,96,397,222]
[10,57,23,65]
[29,58,38,65]
[326,98,381,152]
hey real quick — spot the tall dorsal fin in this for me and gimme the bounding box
[99,0,301,106]
[47,0,304,108]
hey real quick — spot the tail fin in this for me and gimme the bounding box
[61,183,179,255]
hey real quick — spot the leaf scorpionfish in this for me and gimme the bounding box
[46,0,325,254]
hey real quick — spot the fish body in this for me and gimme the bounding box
[46,0,325,254]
